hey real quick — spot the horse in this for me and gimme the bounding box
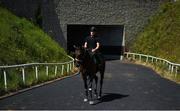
[74,46,105,105]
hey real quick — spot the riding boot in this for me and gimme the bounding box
[96,55,100,65]
[93,55,97,64]
[91,53,97,64]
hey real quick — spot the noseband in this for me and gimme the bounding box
[75,58,83,64]
[75,58,83,62]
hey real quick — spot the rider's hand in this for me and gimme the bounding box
[84,46,87,49]
[92,49,96,52]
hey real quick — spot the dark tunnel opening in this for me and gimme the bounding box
[67,25,124,60]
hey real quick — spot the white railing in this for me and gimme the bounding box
[124,52,180,77]
[0,56,75,91]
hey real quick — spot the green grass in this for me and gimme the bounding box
[125,55,180,84]
[0,6,74,96]
[130,1,180,83]
[131,1,180,63]
[0,6,70,65]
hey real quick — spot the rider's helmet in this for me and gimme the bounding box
[90,26,97,32]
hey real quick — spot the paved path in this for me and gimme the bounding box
[0,60,180,110]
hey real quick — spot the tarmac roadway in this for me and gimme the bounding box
[0,60,180,110]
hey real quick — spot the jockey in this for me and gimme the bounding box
[84,26,103,65]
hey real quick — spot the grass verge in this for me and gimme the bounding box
[125,58,180,84]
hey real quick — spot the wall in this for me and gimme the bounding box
[0,0,169,49]
[55,0,166,47]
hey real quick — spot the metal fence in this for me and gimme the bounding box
[124,52,180,77]
[0,56,75,91]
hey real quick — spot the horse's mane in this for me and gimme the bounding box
[83,49,94,64]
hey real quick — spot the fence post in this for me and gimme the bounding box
[133,54,135,60]
[46,66,48,76]
[61,65,64,75]
[168,64,170,71]
[35,66,38,80]
[22,67,25,84]
[166,62,169,70]
[139,55,141,61]
[69,63,72,71]
[127,53,129,58]
[171,65,174,74]
[72,62,74,69]
[155,58,158,66]
[3,70,7,91]
[168,64,171,73]
[55,65,57,76]
[67,64,69,74]
[175,66,178,77]
[146,56,148,63]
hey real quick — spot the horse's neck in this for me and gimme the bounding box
[80,52,98,74]
[82,52,92,67]
[82,52,93,67]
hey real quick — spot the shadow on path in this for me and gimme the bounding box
[95,93,129,105]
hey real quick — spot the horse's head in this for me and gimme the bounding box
[74,45,85,67]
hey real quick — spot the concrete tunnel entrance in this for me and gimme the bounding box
[67,25,125,60]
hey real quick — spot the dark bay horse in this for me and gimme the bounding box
[74,46,105,105]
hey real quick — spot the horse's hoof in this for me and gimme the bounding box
[84,98,88,102]
[89,101,95,105]
[98,96,101,99]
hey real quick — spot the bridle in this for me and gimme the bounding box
[74,50,84,65]
[74,47,89,66]
[75,58,83,63]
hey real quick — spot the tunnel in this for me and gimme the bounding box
[67,25,125,60]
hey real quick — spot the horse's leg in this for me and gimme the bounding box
[94,75,98,98]
[88,75,95,105]
[82,74,88,102]
[99,67,105,99]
